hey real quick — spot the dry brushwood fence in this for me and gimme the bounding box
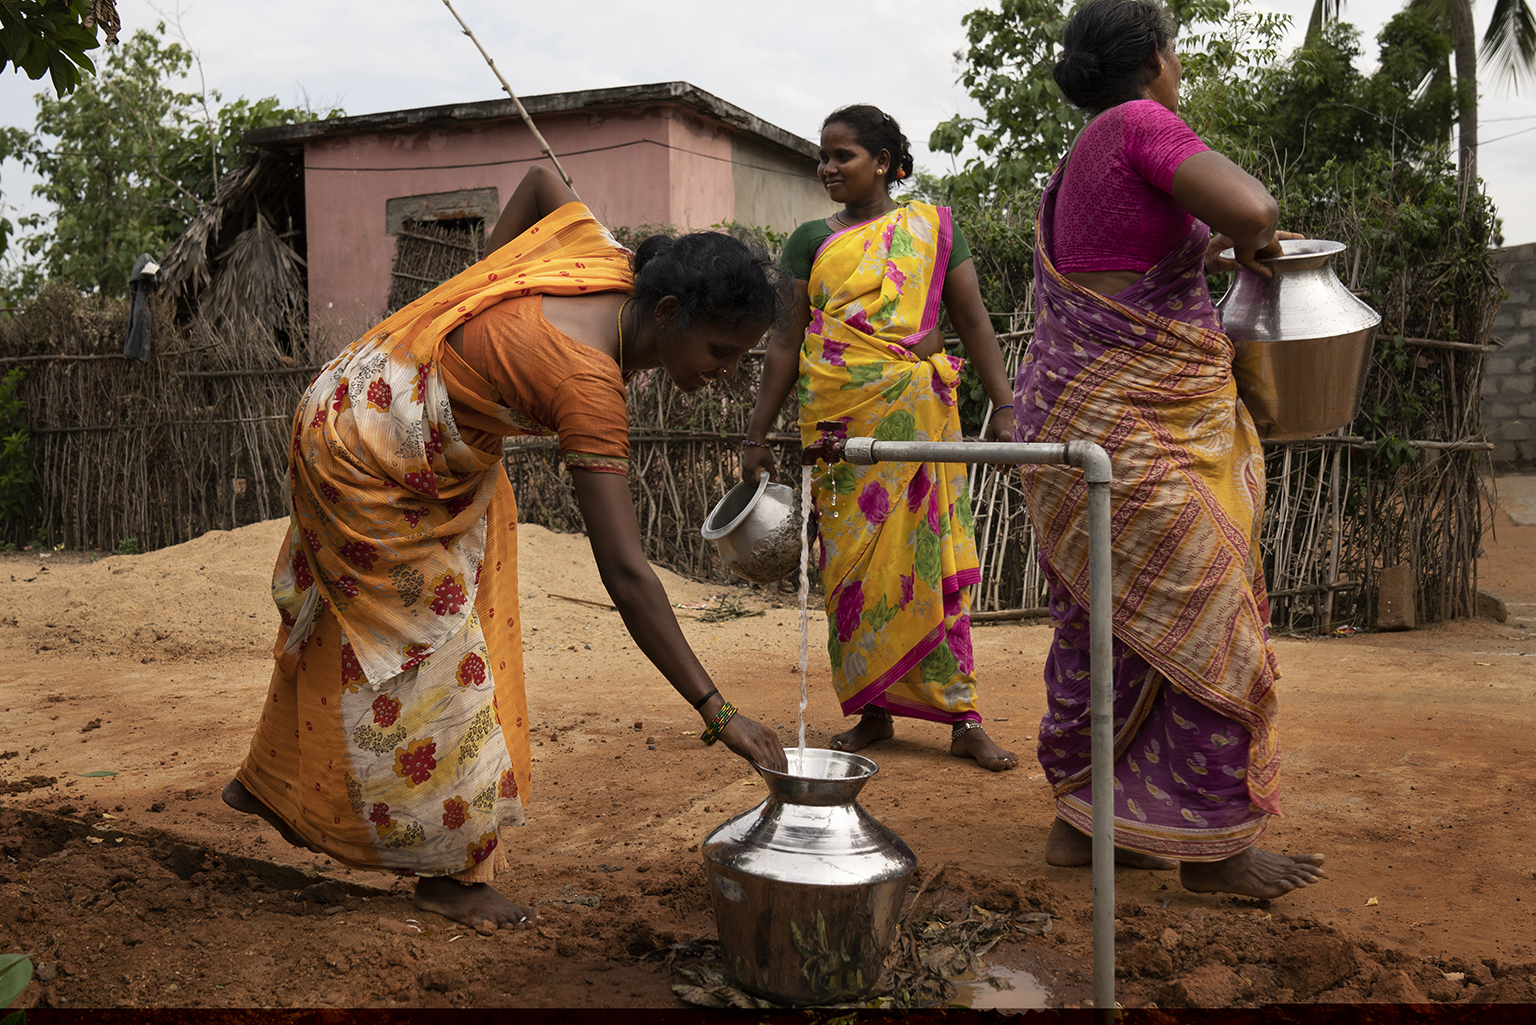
[0,285,322,553]
[2,180,1500,635]
[507,181,1499,634]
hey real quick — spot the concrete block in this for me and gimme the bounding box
[1477,590,1508,623]
[1520,356,1536,374]
[1522,310,1536,328]
[1500,420,1532,441]
[1487,355,1517,375]
[1494,441,1519,464]
[1520,401,1536,417]
[1494,311,1517,330]
[1505,376,1535,395]
[1487,399,1515,418]
[1378,562,1416,630]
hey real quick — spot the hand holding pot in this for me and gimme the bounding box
[1207,230,1306,278]
[740,444,776,485]
[718,711,788,773]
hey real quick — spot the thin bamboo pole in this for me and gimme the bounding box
[439,0,577,191]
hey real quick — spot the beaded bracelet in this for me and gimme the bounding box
[742,440,770,450]
[689,686,720,711]
[701,701,738,746]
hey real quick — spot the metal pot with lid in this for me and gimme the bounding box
[1216,238,1382,441]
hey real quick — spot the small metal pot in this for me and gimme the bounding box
[702,749,917,1005]
[1216,239,1382,441]
[700,473,802,584]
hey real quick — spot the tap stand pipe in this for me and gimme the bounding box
[838,437,1116,1014]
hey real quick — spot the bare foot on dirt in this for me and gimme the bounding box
[830,711,894,752]
[1180,847,1327,898]
[1044,815,1178,869]
[951,725,1019,771]
[221,778,321,853]
[414,877,536,930]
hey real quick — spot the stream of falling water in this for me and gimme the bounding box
[796,465,813,766]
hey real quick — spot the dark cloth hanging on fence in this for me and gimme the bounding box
[123,254,159,362]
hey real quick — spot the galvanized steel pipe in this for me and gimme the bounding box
[838,437,1117,1013]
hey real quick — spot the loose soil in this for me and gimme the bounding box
[1,480,1534,1010]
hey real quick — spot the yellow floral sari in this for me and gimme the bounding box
[800,203,982,725]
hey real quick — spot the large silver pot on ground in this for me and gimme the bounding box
[701,472,802,584]
[702,749,917,1005]
[1216,239,1382,442]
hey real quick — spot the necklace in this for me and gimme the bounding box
[615,297,631,374]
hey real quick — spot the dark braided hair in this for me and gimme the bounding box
[822,104,915,190]
[630,233,788,334]
[1054,0,1177,114]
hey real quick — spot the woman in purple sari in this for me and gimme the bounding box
[1016,0,1325,898]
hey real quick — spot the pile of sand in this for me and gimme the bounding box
[1,519,730,667]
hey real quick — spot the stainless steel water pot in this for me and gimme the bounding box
[1216,239,1382,441]
[701,472,802,584]
[702,749,917,1005]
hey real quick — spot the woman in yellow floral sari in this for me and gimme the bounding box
[224,166,788,930]
[744,106,1017,771]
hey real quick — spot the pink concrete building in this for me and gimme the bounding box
[247,81,833,341]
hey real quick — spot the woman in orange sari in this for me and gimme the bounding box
[223,166,788,929]
[743,105,1017,771]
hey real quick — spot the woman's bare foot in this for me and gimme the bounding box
[950,724,1018,771]
[830,711,894,752]
[221,778,321,853]
[1045,816,1178,869]
[414,877,536,930]
[1180,848,1326,898]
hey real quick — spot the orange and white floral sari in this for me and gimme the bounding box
[236,203,630,879]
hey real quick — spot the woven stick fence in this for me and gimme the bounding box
[505,199,1497,632]
[0,285,325,551]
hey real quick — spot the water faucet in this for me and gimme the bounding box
[800,420,848,465]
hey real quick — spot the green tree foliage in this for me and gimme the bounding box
[1208,14,1456,174]
[930,0,1258,193]
[0,0,113,96]
[4,23,335,298]
[0,369,30,522]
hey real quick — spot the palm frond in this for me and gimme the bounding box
[1481,0,1536,92]
[1305,0,1348,43]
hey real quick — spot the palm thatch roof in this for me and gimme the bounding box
[158,147,307,340]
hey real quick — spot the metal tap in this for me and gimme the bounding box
[799,420,849,465]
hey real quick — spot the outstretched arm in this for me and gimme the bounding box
[942,258,1015,441]
[485,165,581,254]
[741,278,812,483]
[569,467,788,772]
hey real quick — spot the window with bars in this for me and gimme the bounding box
[386,217,486,313]
[383,188,501,315]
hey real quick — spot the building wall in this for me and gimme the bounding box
[731,133,836,234]
[1486,243,1536,468]
[300,106,825,345]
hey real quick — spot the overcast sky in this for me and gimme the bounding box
[2,0,1533,245]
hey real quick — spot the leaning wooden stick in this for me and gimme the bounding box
[440,0,577,193]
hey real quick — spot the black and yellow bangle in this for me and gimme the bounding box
[701,701,738,746]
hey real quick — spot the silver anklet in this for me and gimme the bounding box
[951,720,985,741]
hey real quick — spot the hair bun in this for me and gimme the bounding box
[633,234,676,276]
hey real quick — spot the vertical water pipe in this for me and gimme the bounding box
[834,436,1116,1014]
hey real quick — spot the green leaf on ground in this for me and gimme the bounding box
[77,770,117,777]
[0,953,35,1008]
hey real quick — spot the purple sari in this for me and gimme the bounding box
[1015,158,1282,861]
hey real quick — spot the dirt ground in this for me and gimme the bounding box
[1,477,1534,1011]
